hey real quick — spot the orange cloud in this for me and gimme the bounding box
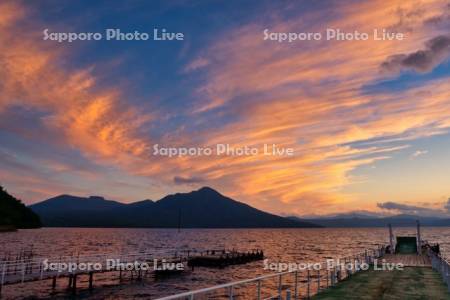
[1,0,450,216]
[178,0,450,214]
[0,3,153,167]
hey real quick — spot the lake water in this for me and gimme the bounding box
[1,227,449,299]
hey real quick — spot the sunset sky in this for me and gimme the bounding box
[1,0,449,217]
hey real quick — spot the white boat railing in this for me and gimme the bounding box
[429,249,450,292]
[157,246,386,300]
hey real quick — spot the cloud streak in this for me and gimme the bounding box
[1,0,450,216]
[178,0,450,214]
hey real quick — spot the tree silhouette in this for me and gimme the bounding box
[0,186,41,229]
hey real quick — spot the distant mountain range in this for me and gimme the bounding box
[289,213,450,227]
[30,187,319,228]
[25,187,450,228]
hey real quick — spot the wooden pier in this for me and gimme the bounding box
[381,253,431,267]
[0,251,156,297]
[0,248,263,297]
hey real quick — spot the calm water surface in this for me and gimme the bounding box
[1,227,449,299]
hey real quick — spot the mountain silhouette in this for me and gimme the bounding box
[289,214,450,227]
[30,187,319,228]
[32,195,125,212]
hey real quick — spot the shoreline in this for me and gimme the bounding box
[0,225,17,233]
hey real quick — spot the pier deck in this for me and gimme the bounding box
[381,254,431,267]
[0,248,263,297]
[312,266,450,300]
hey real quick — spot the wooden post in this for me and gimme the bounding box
[337,265,341,282]
[317,269,320,293]
[278,274,282,299]
[21,262,25,283]
[89,272,94,291]
[347,257,352,276]
[344,257,348,278]
[67,274,72,289]
[39,262,44,280]
[307,269,310,299]
[326,270,329,287]
[294,271,299,300]
[1,263,5,292]
[416,220,421,254]
[389,224,394,254]
[72,274,77,295]
[257,279,261,300]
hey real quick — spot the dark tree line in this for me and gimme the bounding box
[0,186,41,229]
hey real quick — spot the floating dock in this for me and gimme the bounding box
[187,249,264,268]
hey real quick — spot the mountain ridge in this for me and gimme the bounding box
[289,214,450,227]
[30,187,320,228]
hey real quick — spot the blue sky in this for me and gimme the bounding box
[0,0,449,216]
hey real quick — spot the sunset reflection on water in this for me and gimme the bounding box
[1,227,449,299]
